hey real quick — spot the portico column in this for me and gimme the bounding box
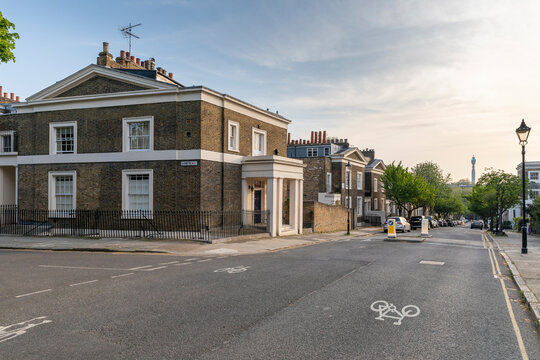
[289,179,298,231]
[267,177,278,236]
[277,177,283,236]
[241,178,249,225]
[298,179,303,234]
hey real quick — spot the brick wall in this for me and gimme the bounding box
[303,201,348,233]
[302,157,331,201]
[56,76,148,97]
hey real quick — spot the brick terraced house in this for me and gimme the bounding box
[0,42,304,237]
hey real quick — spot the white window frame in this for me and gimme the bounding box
[252,128,267,156]
[357,196,363,216]
[0,130,16,154]
[373,198,378,210]
[357,171,363,190]
[529,172,539,180]
[326,172,332,193]
[228,120,239,152]
[307,147,318,157]
[122,169,154,216]
[373,178,378,192]
[49,121,77,155]
[345,169,351,189]
[48,170,76,214]
[324,147,330,156]
[122,116,154,152]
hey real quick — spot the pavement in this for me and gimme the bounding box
[0,227,382,256]
[487,230,540,326]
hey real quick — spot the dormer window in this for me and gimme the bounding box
[307,148,318,157]
[0,131,15,154]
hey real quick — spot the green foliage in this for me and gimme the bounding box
[382,162,433,218]
[466,169,521,232]
[433,190,466,219]
[0,12,19,63]
[513,217,523,231]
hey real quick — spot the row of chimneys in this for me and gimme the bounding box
[287,131,348,145]
[0,86,20,102]
[102,42,173,79]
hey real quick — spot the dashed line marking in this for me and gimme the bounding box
[69,280,98,287]
[419,260,445,266]
[129,265,154,270]
[142,266,167,271]
[15,289,52,298]
[185,258,199,261]
[159,261,179,265]
[111,273,134,278]
[174,262,192,266]
[197,259,212,263]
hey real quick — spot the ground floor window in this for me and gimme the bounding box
[122,169,153,213]
[48,171,76,212]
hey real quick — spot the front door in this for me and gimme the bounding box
[254,189,262,223]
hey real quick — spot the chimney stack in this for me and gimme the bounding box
[323,131,327,143]
[168,72,173,79]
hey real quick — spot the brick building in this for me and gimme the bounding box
[0,42,304,237]
[287,131,388,225]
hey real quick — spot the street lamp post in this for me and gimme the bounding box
[516,119,531,254]
[346,161,352,235]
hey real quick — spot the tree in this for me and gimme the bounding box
[413,161,450,213]
[433,190,466,219]
[467,169,522,233]
[382,162,432,218]
[0,12,19,63]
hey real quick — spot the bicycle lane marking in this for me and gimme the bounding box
[0,316,52,343]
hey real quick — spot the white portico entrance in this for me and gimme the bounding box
[241,155,304,236]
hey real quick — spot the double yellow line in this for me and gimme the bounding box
[482,232,529,360]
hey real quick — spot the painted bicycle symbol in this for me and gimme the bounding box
[370,301,420,325]
[0,316,52,343]
[214,265,250,274]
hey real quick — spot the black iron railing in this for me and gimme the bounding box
[0,205,270,243]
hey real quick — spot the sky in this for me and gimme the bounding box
[1,0,540,181]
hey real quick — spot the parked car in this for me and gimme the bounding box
[383,217,411,233]
[437,219,443,227]
[409,216,424,230]
[471,220,484,229]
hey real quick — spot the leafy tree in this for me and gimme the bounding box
[455,178,472,186]
[433,190,466,219]
[413,161,450,213]
[0,12,19,63]
[382,162,432,218]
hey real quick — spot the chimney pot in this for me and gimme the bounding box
[3,93,6,98]
[287,133,291,144]
[168,72,173,79]
[318,131,322,144]
[120,50,126,58]
[323,131,327,143]
[103,42,109,53]
[126,51,130,59]
[136,58,141,65]
[0,86,2,95]
[130,56,135,62]
[16,96,20,102]
[310,131,314,144]
[10,93,14,100]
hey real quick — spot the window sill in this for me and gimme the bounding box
[0,152,17,156]
[228,148,240,153]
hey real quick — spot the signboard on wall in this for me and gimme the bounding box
[180,161,198,166]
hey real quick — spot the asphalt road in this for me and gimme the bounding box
[0,227,538,359]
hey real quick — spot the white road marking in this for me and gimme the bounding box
[111,273,134,278]
[128,265,154,270]
[40,265,130,271]
[159,261,179,265]
[0,316,52,343]
[69,280,98,287]
[370,300,420,325]
[205,248,238,254]
[142,266,167,271]
[419,260,445,266]
[174,262,192,266]
[214,265,250,274]
[15,289,52,298]
[197,259,212,263]
[185,258,199,261]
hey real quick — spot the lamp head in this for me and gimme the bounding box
[516,119,531,145]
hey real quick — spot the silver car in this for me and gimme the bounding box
[383,217,411,233]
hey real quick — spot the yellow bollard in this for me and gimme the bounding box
[388,219,397,238]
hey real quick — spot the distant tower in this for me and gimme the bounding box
[471,155,476,185]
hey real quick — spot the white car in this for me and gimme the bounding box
[383,217,411,233]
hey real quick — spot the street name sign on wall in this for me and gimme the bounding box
[180,161,198,166]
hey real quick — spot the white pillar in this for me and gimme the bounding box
[277,177,283,236]
[241,178,249,225]
[298,179,303,234]
[267,177,278,236]
[289,179,298,231]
